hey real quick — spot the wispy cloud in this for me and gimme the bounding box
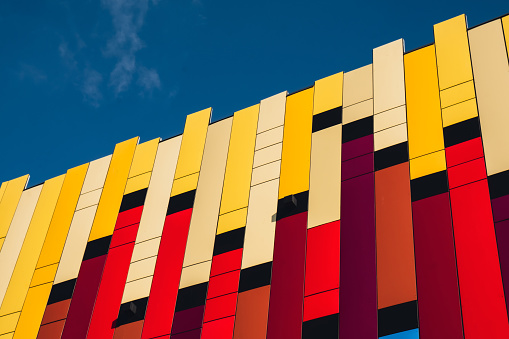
[18,63,47,84]
[82,68,103,107]
[59,42,77,70]
[137,66,161,94]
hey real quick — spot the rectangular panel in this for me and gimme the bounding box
[217,208,248,234]
[81,155,112,194]
[76,189,102,210]
[343,64,373,107]
[251,161,281,186]
[257,92,287,133]
[504,15,509,57]
[126,256,157,282]
[374,106,406,132]
[0,182,7,203]
[124,172,152,195]
[409,150,447,180]
[252,143,282,168]
[128,138,159,178]
[440,80,475,108]
[179,261,212,289]
[313,72,343,114]
[30,265,58,287]
[170,173,199,197]
[342,98,374,124]
[374,123,407,152]
[12,283,52,339]
[130,237,160,262]
[441,98,478,127]
[255,126,284,150]
[121,276,153,303]
[232,286,270,339]
[0,175,29,241]
[373,39,405,113]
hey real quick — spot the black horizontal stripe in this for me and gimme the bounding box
[488,170,509,199]
[83,235,112,261]
[312,107,342,133]
[175,282,208,312]
[374,142,409,171]
[342,116,373,143]
[444,117,481,148]
[47,279,76,305]
[213,227,246,256]
[167,190,196,215]
[410,171,449,202]
[378,300,419,337]
[115,297,148,327]
[276,191,309,221]
[119,188,147,212]
[238,262,272,292]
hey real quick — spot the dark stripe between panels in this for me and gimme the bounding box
[443,117,481,148]
[47,279,77,305]
[276,191,309,221]
[119,188,148,212]
[312,107,342,133]
[83,235,112,261]
[167,190,196,215]
[115,297,148,327]
[213,228,246,256]
[238,262,273,292]
[378,300,419,337]
[410,171,449,202]
[342,116,373,143]
[374,142,409,171]
[174,282,208,312]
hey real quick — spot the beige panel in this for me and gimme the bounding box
[252,143,283,168]
[179,261,212,288]
[257,92,287,133]
[75,189,102,210]
[251,161,281,186]
[343,64,373,107]
[126,256,157,282]
[255,126,284,150]
[80,155,112,194]
[242,179,279,269]
[121,276,153,303]
[343,99,374,124]
[469,20,509,175]
[124,172,152,194]
[0,186,43,305]
[54,205,97,284]
[130,237,161,263]
[183,118,233,267]
[374,106,407,132]
[441,98,478,127]
[373,39,406,114]
[308,124,342,229]
[135,136,182,244]
[374,123,408,151]
[440,80,475,108]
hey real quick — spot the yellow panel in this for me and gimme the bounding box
[0,182,7,204]
[126,256,157,282]
[441,98,478,127]
[503,16,509,59]
[124,172,152,195]
[128,138,159,178]
[131,237,160,262]
[374,106,407,132]
[88,137,138,242]
[12,283,52,339]
[251,160,281,186]
[255,126,284,151]
[75,189,102,210]
[174,108,211,179]
[184,118,233,267]
[170,173,199,197]
[308,124,342,229]
[121,276,153,303]
[179,261,212,288]
[434,15,473,90]
[313,72,343,115]
[80,155,112,194]
[252,143,283,168]
[0,312,19,335]
[440,80,475,108]
[0,175,64,316]
[0,239,3,250]
[136,136,182,244]
[278,88,314,198]
[0,333,13,339]
[257,92,287,134]
[219,104,259,214]
[404,45,445,159]
[37,163,88,268]
[469,20,509,176]
[342,99,374,124]
[373,39,406,114]
[30,264,58,287]
[343,64,373,107]
[217,208,248,235]
[409,150,447,180]
[374,123,408,151]
[0,175,29,240]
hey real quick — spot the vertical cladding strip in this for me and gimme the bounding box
[141,108,211,339]
[404,45,463,339]
[373,40,418,338]
[266,87,313,339]
[339,64,377,339]
[61,137,138,339]
[87,139,159,339]
[113,136,183,339]
[302,73,342,339]
[469,19,509,318]
[0,175,29,251]
[0,175,66,337]
[13,164,89,339]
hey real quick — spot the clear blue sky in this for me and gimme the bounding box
[0,0,507,186]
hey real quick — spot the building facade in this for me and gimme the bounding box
[1,13,509,339]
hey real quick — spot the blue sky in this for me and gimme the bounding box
[0,0,507,186]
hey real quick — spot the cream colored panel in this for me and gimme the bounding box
[343,99,374,124]
[374,106,407,132]
[80,155,112,194]
[308,124,342,229]
[121,276,153,303]
[242,179,279,269]
[179,261,212,288]
[126,256,157,282]
[255,126,284,151]
[251,161,281,186]
[0,175,29,242]
[183,118,233,267]
[170,173,199,196]
[441,98,478,127]
[0,186,42,305]
[343,64,373,107]
[469,20,509,176]
[257,92,287,133]
[75,189,102,210]
[373,39,405,114]
[374,123,408,151]
[135,136,182,244]
[54,205,97,284]
[440,80,475,108]
[124,172,152,194]
[252,143,283,168]
[131,237,161,263]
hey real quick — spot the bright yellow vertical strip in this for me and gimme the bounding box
[433,14,473,90]
[404,46,444,160]
[0,175,29,244]
[502,16,509,59]
[12,283,51,339]
[313,72,343,114]
[219,104,259,215]
[128,138,160,178]
[88,137,138,241]
[278,88,314,198]
[0,182,7,204]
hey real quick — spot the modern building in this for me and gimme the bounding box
[1,12,509,339]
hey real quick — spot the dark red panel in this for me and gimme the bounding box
[115,206,144,230]
[341,153,374,181]
[206,270,240,299]
[201,316,235,339]
[495,219,509,315]
[170,329,200,339]
[171,305,205,334]
[203,292,238,323]
[266,212,307,339]
[40,299,71,325]
[37,320,66,339]
[445,137,484,168]
[209,248,243,277]
[109,223,139,249]
[491,194,509,223]
[342,134,374,161]
[447,158,487,189]
[303,289,339,322]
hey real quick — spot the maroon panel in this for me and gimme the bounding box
[412,193,463,339]
[171,305,205,334]
[341,153,374,181]
[495,219,509,315]
[170,328,201,339]
[492,195,509,222]
[342,134,374,161]
[266,212,307,339]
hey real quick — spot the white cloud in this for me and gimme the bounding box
[18,63,47,83]
[137,66,161,93]
[82,69,103,107]
[59,42,77,69]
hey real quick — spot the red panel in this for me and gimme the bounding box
[304,221,339,296]
[141,209,194,339]
[209,248,243,277]
[303,289,339,322]
[201,316,235,339]
[109,223,139,248]
[86,243,136,339]
[445,137,484,167]
[115,206,144,230]
[203,292,238,323]
[449,180,509,338]
[206,270,240,299]
[447,158,487,189]
[37,320,66,339]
